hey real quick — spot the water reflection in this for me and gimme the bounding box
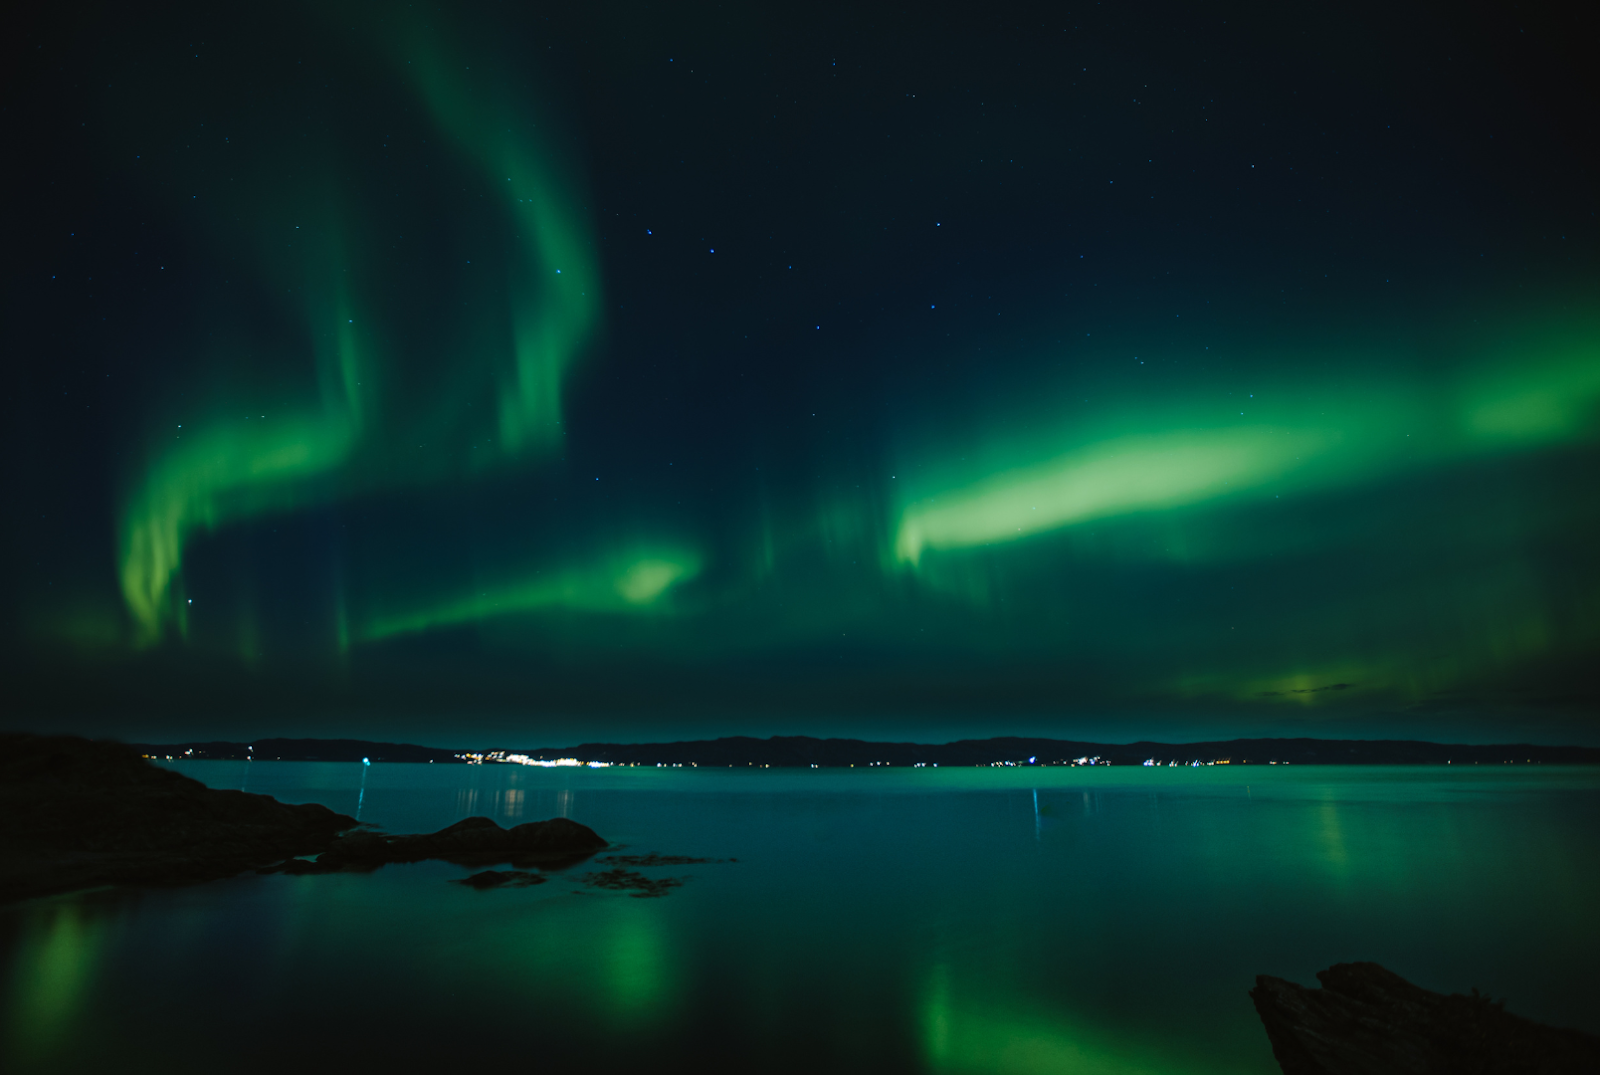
[1316,797,1350,880]
[450,782,557,824]
[920,963,1208,1075]
[4,904,107,1067]
[475,887,676,1030]
[500,787,524,820]
[4,764,1591,1073]
[598,902,671,1023]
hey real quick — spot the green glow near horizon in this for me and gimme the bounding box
[115,12,600,644]
[360,549,701,641]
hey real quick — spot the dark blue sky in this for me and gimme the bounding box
[6,0,1598,745]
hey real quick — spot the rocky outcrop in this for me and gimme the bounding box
[1251,962,1600,1074]
[0,734,610,902]
[452,869,548,889]
[266,815,608,873]
[0,733,358,903]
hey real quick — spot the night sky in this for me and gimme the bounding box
[7,1,1598,745]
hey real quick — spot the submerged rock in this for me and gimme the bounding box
[1251,962,1600,1074]
[0,734,357,903]
[577,867,685,898]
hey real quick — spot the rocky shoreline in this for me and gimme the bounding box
[1252,962,1600,1073]
[0,734,606,903]
[259,814,607,874]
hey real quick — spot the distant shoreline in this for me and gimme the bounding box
[129,735,1600,768]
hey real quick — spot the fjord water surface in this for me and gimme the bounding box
[4,763,1597,1073]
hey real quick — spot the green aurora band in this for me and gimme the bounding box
[883,326,1600,705]
[361,550,702,642]
[116,8,600,644]
[32,2,1591,730]
[894,339,1600,564]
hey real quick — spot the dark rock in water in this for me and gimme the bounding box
[1251,962,1600,1074]
[0,733,358,903]
[276,814,608,873]
[0,733,611,900]
[452,869,547,889]
[455,870,513,889]
[0,734,610,902]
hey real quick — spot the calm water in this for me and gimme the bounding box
[4,763,1598,1073]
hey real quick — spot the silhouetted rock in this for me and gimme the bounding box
[0,734,357,903]
[0,734,612,902]
[1251,962,1600,1074]
[452,869,547,889]
[271,815,608,873]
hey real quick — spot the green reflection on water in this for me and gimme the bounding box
[1314,797,1354,892]
[595,901,672,1023]
[473,891,675,1024]
[400,874,680,1030]
[921,963,1235,1075]
[4,765,1596,1072]
[5,905,106,1064]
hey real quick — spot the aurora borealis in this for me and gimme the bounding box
[7,0,1599,744]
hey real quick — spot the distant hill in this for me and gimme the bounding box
[128,735,1600,766]
[131,738,464,764]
